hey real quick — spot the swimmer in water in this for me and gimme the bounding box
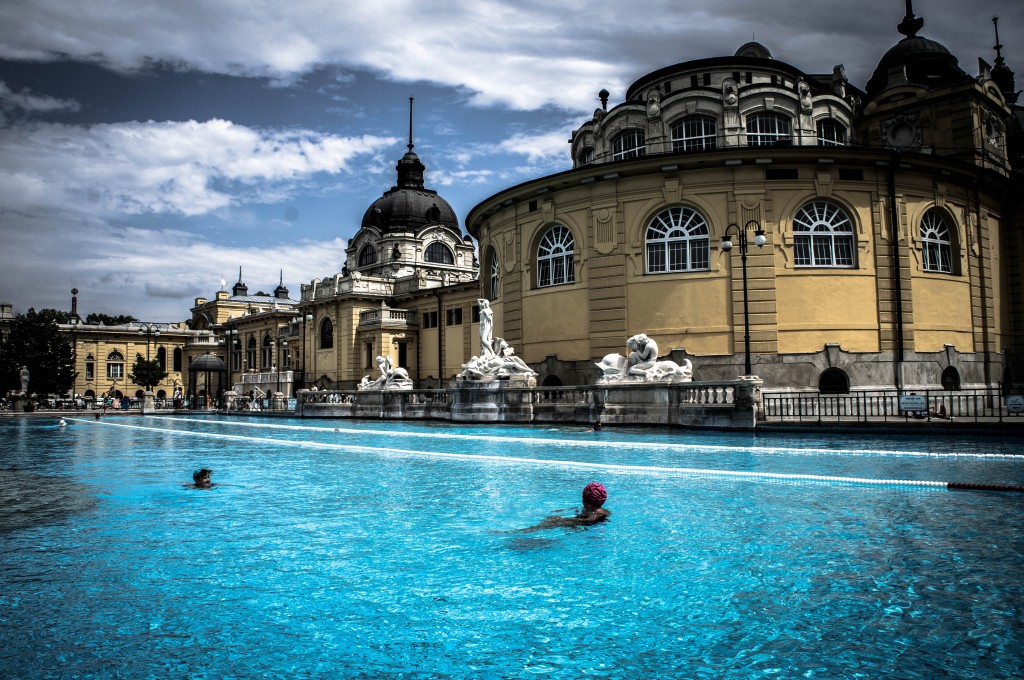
[187,468,214,488]
[521,482,611,531]
[57,419,67,428]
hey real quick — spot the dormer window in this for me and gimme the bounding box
[612,130,646,161]
[817,119,848,147]
[358,244,377,267]
[425,242,454,264]
[746,112,791,147]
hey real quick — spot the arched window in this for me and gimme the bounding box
[156,346,166,369]
[818,368,850,394]
[941,366,961,391]
[537,225,576,288]
[425,205,441,222]
[262,334,273,369]
[173,347,182,372]
[425,242,454,264]
[792,201,856,268]
[85,353,95,380]
[319,318,334,349]
[816,119,847,147]
[921,209,954,274]
[487,247,500,300]
[106,350,124,379]
[358,244,377,267]
[746,112,791,147]
[612,129,646,161]
[576,146,594,166]
[671,116,717,152]
[246,336,257,370]
[645,206,711,273]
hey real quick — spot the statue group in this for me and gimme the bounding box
[459,299,537,382]
[358,355,413,391]
[596,334,692,384]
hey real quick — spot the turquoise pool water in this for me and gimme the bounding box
[1,415,1023,678]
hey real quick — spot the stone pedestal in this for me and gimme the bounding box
[271,393,288,411]
[221,390,239,412]
[11,392,29,412]
[142,391,156,414]
[451,379,535,422]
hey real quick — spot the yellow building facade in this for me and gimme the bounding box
[467,13,1023,391]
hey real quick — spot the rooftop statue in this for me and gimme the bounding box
[358,355,413,390]
[596,334,692,384]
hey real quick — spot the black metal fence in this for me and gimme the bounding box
[762,388,1024,424]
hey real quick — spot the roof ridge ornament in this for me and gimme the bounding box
[897,0,924,39]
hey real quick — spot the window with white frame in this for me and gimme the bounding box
[612,129,646,161]
[246,336,257,369]
[646,207,711,273]
[792,201,856,267]
[425,241,454,264]
[671,116,718,152]
[487,248,500,299]
[106,350,124,379]
[262,334,273,369]
[920,209,953,273]
[746,112,791,147]
[358,244,377,267]
[85,354,95,380]
[537,225,575,288]
[816,119,847,147]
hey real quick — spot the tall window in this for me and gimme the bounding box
[793,201,855,267]
[156,346,166,369]
[921,209,953,273]
[646,207,711,273]
[106,350,124,379]
[746,112,791,147]
[816,119,847,147]
[85,354,95,380]
[537,225,576,288]
[246,336,257,370]
[612,129,646,161]
[232,337,242,371]
[319,318,334,349]
[487,247,500,299]
[358,244,377,267]
[671,116,717,152]
[425,242,454,264]
[173,347,182,372]
[262,334,273,369]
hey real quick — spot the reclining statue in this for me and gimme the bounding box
[358,355,413,390]
[596,334,692,384]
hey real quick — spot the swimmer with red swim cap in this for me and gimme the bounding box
[522,482,611,531]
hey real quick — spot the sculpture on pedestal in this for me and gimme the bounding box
[19,365,29,394]
[358,355,413,390]
[596,334,692,384]
[459,300,536,383]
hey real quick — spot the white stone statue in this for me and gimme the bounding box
[358,355,413,390]
[596,334,692,384]
[459,336,537,382]
[478,298,494,356]
[19,365,29,394]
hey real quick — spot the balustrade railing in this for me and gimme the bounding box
[762,388,1022,424]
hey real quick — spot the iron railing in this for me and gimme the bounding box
[762,388,1023,424]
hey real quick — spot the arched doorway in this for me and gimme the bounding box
[818,368,850,394]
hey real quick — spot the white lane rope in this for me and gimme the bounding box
[70,418,957,490]
[144,415,1021,460]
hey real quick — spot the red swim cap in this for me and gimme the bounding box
[582,482,607,508]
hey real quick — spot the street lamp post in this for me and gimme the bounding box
[302,313,312,388]
[137,323,161,362]
[721,220,767,377]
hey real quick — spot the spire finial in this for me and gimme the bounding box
[279,269,284,286]
[238,266,243,283]
[993,16,1005,66]
[897,0,924,38]
[408,96,414,153]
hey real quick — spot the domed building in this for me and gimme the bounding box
[295,101,482,388]
[466,4,1023,392]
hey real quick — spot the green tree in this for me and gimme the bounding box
[129,356,167,392]
[85,312,138,325]
[0,308,76,395]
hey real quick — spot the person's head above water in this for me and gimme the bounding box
[193,468,213,487]
[582,482,607,509]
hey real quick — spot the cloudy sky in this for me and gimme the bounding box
[1,0,1021,322]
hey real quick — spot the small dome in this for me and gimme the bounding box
[359,147,459,233]
[189,353,226,372]
[735,42,772,60]
[866,36,967,97]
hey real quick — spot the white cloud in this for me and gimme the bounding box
[0,119,398,217]
[0,80,80,115]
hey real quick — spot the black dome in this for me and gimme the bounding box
[189,353,226,371]
[359,148,459,233]
[865,7,969,99]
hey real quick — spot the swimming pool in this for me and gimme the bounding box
[2,415,1022,678]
